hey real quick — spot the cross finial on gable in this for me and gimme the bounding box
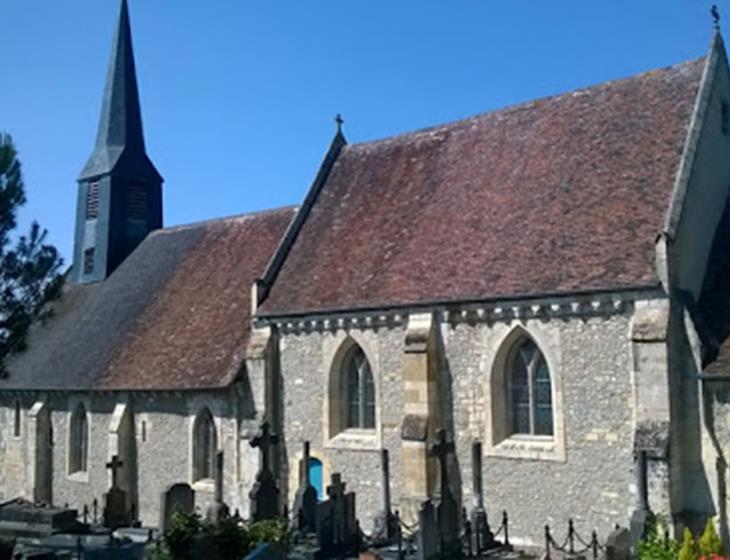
[712,4,721,30]
[335,113,344,134]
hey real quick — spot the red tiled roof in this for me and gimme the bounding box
[1,207,296,390]
[260,59,705,316]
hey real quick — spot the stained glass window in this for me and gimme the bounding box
[193,408,217,481]
[343,346,376,430]
[509,339,553,436]
[69,404,88,474]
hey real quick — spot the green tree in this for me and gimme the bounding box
[0,134,63,368]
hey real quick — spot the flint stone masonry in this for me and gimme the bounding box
[0,388,258,528]
[278,301,643,544]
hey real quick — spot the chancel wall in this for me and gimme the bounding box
[275,295,661,545]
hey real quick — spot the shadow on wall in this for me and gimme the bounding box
[670,307,715,535]
[433,321,462,509]
[703,385,730,548]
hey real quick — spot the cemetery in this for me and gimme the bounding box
[0,421,666,559]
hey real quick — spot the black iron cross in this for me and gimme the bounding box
[429,429,455,498]
[335,113,344,133]
[713,5,721,29]
[250,422,279,474]
[106,455,123,489]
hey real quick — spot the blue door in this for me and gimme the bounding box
[308,458,323,501]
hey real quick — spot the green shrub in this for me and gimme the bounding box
[679,527,700,560]
[205,517,250,560]
[699,518,723,558]
[148,512,287,560]
[638,514,678,560]
[247,518,288,549]
[143,542,173,560]
[165,511,202,559]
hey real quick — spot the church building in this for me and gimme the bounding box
[3,0,730,546]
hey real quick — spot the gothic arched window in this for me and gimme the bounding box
[343,346,375,430]
[193,408,217,482]
[69,404,89,474]
[508,339,553,436]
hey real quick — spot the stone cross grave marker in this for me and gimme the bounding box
[249,422,281,521]
[292,441,317,532]
[103,455,131,529]
[206,450,230,523]
[429,429,460,556]
[107,455,123,489]
[471,441,496,552]
[316,473,358,557]
[416,500,440,560]
[160,483,195,533]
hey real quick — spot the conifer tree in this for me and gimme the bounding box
[678,527,699,560]
[0,134,63,369]
[698,517,723,557]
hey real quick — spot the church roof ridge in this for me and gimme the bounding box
[152,205,299,236]
[260,53,706,316]
[346,56,706,152]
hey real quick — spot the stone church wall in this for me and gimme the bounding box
[279,326,407,529]
[0,389,258,528]
[277,301,644,545]
[445,311,636,545]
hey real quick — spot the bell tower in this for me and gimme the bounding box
[72,0,162,284]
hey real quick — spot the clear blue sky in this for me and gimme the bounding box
[2,1,716,263]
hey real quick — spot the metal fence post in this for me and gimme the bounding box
[592,530,599,559]
[503,511,510,547]
[544,525,551,560]
[568,518,575,554]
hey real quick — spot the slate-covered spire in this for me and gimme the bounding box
[72,0,163,284]
[79,0,160,181]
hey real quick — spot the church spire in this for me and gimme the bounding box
[72,0,163,284]
[79,0,160,181]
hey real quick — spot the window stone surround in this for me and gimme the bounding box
[322,331,382,450]
[482,323,567,462]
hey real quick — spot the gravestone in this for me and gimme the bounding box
[315,498,335,553]
[160,483,195,533]
[415,500,440,560]
[372,449,398,543]
[315,473,358,557]
[249,422,281,521]
[103,455,132,529]
[605,527,631,560]
[292,441,317,533]
[206,450,230,523]
[429,429,460,556]
[470,441,497,552]
[0,499,85,537]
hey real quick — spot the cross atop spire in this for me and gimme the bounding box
[335,113,344,135]
[712,4,721,31]
[79,0,161,182]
